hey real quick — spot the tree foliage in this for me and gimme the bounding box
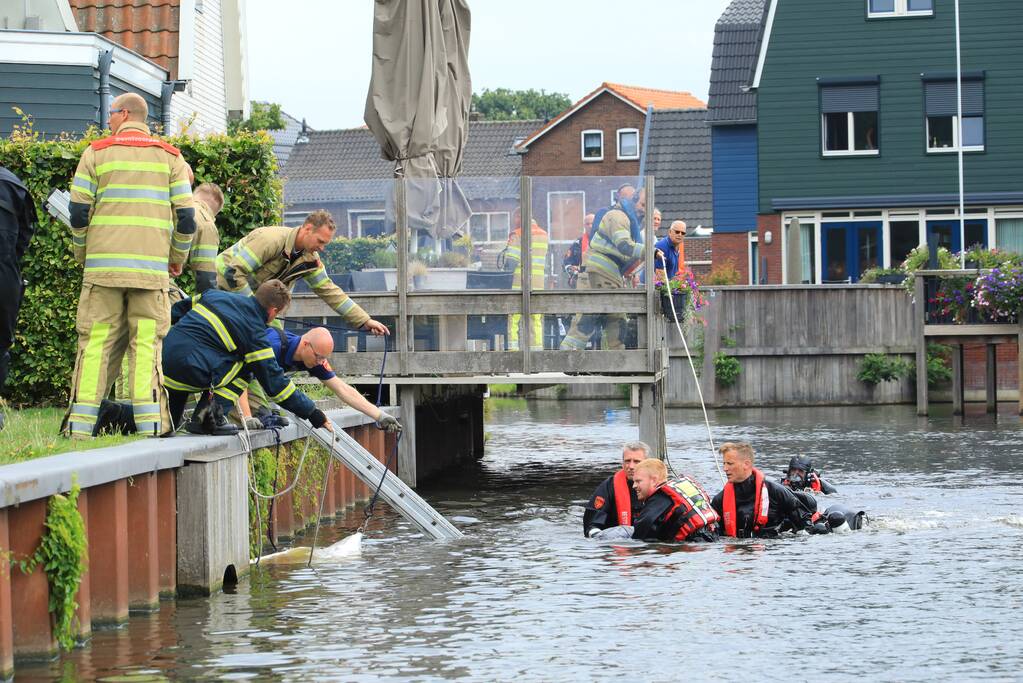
[0,117,282,405]
[472,88,572,121]
[227,101,287,135]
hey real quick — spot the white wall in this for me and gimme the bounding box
[170,0,229,134]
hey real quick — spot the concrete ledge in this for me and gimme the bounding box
[0,407,398,507]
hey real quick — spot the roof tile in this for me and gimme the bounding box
[646,109,713,229]
[70,0,181,77]
[708,0,767,123]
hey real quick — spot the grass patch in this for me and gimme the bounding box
[0,407,142,466]
[487,383,518,396]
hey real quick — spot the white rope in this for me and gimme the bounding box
[659,254,726,486]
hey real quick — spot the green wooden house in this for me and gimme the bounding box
[752,0,1023,283]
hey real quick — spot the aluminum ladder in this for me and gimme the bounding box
[306,419,463,540]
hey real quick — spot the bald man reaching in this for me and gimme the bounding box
[239,325,400,433]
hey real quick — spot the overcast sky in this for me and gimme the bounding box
[246,1,730,130]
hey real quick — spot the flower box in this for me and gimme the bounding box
[660,291,688,319]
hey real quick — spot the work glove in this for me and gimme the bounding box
[242,416,264,431]
[308,409,328,429]
[375,414,402,433]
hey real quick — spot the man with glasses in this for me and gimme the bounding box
[65,92,195,438]
[654,220,686,283]
[237,324,400,433]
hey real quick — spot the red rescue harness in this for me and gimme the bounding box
[91,132,181,156]
[657,476,720,541]
[722,468,770,537]
[612,469,633,526]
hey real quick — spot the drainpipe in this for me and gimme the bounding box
[98,49,114,130]
[161,81,176,133]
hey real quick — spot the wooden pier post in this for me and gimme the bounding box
[951,343,964,416]
[986,343,998,413]
[914,274,929,416]
[398,385,418,487]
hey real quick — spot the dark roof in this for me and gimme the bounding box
[646,109,713,229]
[269,109,308,170]
[708,0,767,124]
[284,119,540,181]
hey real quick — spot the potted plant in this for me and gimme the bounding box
[410,260,429,290]
[859,267,906,285]
[654,269,706,324]
[973,264,1023,323]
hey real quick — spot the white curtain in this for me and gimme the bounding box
[800,224,814,283]
[996,218,1023,254]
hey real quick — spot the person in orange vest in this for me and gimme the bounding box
[710,442,815,538]
[501,208,548,349]
[583,441,646,538]
[630,458,719,543]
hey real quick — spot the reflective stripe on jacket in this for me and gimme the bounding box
[187,201,220,274]
[70,121,194,289]
[215,225,370,328]
[584,206,643,280]
[503,222,548,290]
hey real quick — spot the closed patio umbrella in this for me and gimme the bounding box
[364,0,472,241]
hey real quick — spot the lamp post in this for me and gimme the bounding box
[955,0,965,268]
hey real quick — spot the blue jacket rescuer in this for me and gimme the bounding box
[162,285,327,434]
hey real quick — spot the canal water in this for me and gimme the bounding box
[19,401,1023,682]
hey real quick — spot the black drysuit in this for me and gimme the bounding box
[711,474,813,538]
[632,489,718,543]
[582,473,640,537]
[0,166,35,390]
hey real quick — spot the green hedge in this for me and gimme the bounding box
[0,121,283,406]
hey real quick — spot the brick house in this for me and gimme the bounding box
[515,82,711,278]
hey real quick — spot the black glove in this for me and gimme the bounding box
[308,409,328,429]
[809,521,830,535]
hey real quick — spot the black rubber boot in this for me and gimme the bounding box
[93,400,138,436]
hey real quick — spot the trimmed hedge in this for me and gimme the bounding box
[0,120,283,406]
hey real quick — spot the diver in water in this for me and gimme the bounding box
[783,456,866,533]
[781,455,837,494]
[711,442,818,538]
[630,459,718,543]
[582,441,646,538]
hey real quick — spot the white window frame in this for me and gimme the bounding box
[347,209,387,238]
[580,129,604,162]
[469,211,511,244]
[926,114,985,153]
[822,111,880,157]
[867,0,933,18]
[780,214,819,284]
[748,232,759,285]
[616,128,640,161]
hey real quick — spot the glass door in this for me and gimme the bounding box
[926,219,987,254]
[821,222,882,282]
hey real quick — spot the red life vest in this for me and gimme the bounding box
[722,468,770,537]
[657,476,720,541]
[612,469,633,526]
[91,132,181,156]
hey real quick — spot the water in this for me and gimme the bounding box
[18,401,1023,682]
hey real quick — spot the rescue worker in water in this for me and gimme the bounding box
[711,441,816,538]
[781,455,866,533]
[631,459,719,543]
[582,441,646,538]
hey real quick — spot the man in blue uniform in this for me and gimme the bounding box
[160,279,339,435]
[0,166,35,431]
[239,324,400,433]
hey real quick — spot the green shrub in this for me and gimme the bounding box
[859,267,904,283]
[703,258,743,285]
[857,353,913,384]
[0,120,282,405]
[319,236,396,274]
[714,352,741,387]
[908,343,953,387]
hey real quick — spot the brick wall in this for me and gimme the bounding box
[963,343,1019,391]
[756,213,782,284]
[522,92,644,177]
[711,232,750,284]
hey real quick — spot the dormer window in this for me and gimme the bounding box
[867,0,933,18]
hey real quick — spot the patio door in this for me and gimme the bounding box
[821,222,882,283]
[926,219,988,254]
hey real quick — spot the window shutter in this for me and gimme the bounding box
[925,79,984,116]
[821,85,879,113]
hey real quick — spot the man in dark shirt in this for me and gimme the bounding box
[711,441,814,538]
[240,325,400,433]
[582,441,647,538]
[631,459,718,543]
[0,165,35,430]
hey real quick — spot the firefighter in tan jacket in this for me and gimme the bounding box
[185,182,223,294]
[215,210,389,335]
[66,92,196,438]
